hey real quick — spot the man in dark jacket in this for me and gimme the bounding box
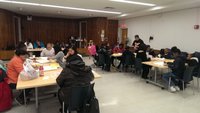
[162,48,186,92]
[132,35,144,52]
[56,47,94,111]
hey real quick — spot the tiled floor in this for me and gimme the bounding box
[4,57,200,113]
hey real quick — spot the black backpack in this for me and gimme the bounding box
[87,97,100,113]
[85,83,100,113]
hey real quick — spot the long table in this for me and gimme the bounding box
[142,58,174,88]
[27,48,44,52]
[16,62,101,109]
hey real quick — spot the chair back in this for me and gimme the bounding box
[197,66,200,78]
[134,58,142,71]
[68,84,91,112]
[97,53,105,66]
[123,54,135,66]
[183,66,196,83]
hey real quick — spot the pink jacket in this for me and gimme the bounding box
[88,45,96,56]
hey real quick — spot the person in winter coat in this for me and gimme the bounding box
[56,46,94,112]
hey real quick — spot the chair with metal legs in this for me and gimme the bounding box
[194,66,200,91]
[62,84,91,113]
[168,66,196,94]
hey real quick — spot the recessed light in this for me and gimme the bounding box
[0,0,122,14]
[110,0,156,7]
[150,6,164,11]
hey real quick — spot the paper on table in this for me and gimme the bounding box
[154,62,164,66]
[36,60,50,64]
[43,65,58,71]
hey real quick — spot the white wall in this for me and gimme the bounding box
[120,8,200,53]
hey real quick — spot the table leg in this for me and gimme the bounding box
[154,68,157,82]
[35,87,38,109]
[23,89,27,106]
[146,67,164,88]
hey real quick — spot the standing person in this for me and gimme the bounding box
[162,48,186,92]
[24,39,33,49]
[132,35,144,52]
[56,46,94,112]
[7,49,30,105]
[137,44,150,79]
[132,35,149,79]
[33,40,45,48]
[133,36,150,79]
[40,43,55,57]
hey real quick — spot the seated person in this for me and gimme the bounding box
[112,43,124,53]
[16,42,27,51]
[159,49,165,58]
[97,43,111,71]
[33,40,45,48]
[88,41,97,58]
[146,45,156,58]
[49,46,67,68]
[40,43,55,57]
[56,46,94,112]
[187,52,200,77]
[189,52,200,66]
[111,44,124,68]
[24,39,33,49]
[162,48,186,92]
[7,49,31,105]
[159,48,173,59]
[121,46,135,70]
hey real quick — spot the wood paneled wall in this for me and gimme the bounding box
[82,17,118,46]
[0,9,118,50]
[21,16,79,45]
[108,20,118,47]
[0,9,15,50]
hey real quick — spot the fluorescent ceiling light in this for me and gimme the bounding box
[0,0,121,14]
[110,0,156,7]
[119,14,128,17]
[150,6,164,11]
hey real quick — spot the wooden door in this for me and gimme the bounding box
[121,28,128,46]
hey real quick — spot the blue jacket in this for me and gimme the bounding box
[33,42,45,48]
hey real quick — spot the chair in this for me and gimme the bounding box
[168,66,196,93]
[133,58,142,74]
[97,53,106,70]
[122,54,135,72]
[62,85,91,113]
[194,66,200,91]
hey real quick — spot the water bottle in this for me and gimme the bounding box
[39,66,44,77]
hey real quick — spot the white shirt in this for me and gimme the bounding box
[40,48,55,57]
[25,42,33,49]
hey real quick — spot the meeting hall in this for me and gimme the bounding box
[0,0,200,113]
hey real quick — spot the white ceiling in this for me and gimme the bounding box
[0,0,200,19]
